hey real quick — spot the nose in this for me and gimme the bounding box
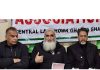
[81,36,86,41]
[14,36,18,40]
[48,36,52,42]
[82,36,86,39]
[48,36,51,40]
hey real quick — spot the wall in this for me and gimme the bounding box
[0,19,11,42]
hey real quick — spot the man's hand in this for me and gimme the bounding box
[35,52,43,63]
[13,58,21,63]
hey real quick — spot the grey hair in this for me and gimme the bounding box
[44,28,56,41]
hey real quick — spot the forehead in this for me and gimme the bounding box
[7,30,18,35]
[79,31,87,35]
[45,30,55,35]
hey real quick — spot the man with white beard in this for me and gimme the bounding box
[65,28,99,69]
[31,28,66,69]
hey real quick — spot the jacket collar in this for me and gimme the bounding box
[4,40,18,48]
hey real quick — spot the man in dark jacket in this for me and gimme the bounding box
[65,28,99,69]
[0,27,29,69]
[31,28,66,69]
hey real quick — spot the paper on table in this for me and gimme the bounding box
[51,63,65,69]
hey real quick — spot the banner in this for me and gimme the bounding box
[12,19,100,44]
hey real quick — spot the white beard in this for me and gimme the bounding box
[43,41,56,52]
[80,41,86,45]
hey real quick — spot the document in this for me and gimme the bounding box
[52,63,65,69]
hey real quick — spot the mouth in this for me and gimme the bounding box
[12,41,17,44]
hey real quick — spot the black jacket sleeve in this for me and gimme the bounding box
[94,46,100,69]
[8,45,29,69]
[31,43,42,69]
[61,46,68,68]
[0,58,14,68]
[0,44,14,68]
[65,47,75,69]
